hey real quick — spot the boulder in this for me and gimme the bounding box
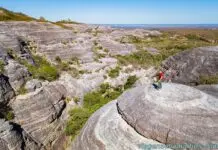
[162,46,218,85]
[4,60,30,91]
[25,79,42,92]
[72,101,170,150]
[0,74,15,104]
[0,46,8,64]
[0,119,42,150]
[11,82,67,147]
[117,83,218,145]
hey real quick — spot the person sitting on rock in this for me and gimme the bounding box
[152,71,164,90]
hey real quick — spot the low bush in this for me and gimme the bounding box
[21,55,59,81]
[55,56,62,63]
[199,74,218,85]
[17,85,27,95]
[117,50,163,68]
[66,82,124,138]
[124,75,138,89]
[65,108,91,138]
[37,65,58,81]
[6,111,14,121]
[0,60,5,73]
[0,105,14,121]
[108,66,121,78]
[69,57,79,65]
[73,97,80,104]
[99,82,110,94]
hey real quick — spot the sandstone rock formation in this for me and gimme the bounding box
[72,101,170,150]
[0,119,42,150]
[0,21,162,63]
[25,79,42,93]
[0,74,15,104]
[12,82,67,147]
[73,83,218,149]
[196,84,218,98]
[117,83,218,145]
[162,46,218,85]
[4,60,30,91]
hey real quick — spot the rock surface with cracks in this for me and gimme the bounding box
[72,101,171,150]
[72,83,218,150]
[117,83,218,145]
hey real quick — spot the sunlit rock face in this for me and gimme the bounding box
[72,83,218,150]
[162,46,218,85]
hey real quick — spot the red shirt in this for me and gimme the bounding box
[159,72,164,80]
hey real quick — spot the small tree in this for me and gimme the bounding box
[39,16,46,22]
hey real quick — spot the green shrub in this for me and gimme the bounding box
[7,48,17,59]
[0,60,5,73]
[65,97,71,103]
[99,83,110,94]
[65,82,125,138]
[104,90,122,100]
[83,83,123,113]
[108,66,121,78]
[65,108,91,138]
[199,74,218,84]
[59,62,71,71]
[69,67,80,78]
[70,57,79,65]
[83,92,104,110]
[117,50,164,68]
[21,55,59,81]
[17,86,27,95]
[73,97,80,104]
[104,48,109,53]
[55,56,62,63]
[124,75,138,89]
[36,65,59,81]
[6,111,14,121]
[114,85,124,92]
[66,79,137,138]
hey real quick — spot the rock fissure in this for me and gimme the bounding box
[116,101,167,146]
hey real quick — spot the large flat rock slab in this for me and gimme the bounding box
[117,83,218,145]
[72,101,170,150]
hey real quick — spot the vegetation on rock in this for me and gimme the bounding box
[6,111,14,121]
[65,77,138,138]
[17,54,59,82]
[17,85,27,95]
[108,66,121,78]
[28,55,59,81]
[0,7,36,21]
[0,60,5,73]
[199,74,218,85]
[118,32,217,68]
[56,19,80,24]
[124,75,138,89]
[0,105,14,121]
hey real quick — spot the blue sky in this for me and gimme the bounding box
[1,0,218,24]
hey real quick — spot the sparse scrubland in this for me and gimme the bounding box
[65,76,137,138]
[117,32,217,68]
